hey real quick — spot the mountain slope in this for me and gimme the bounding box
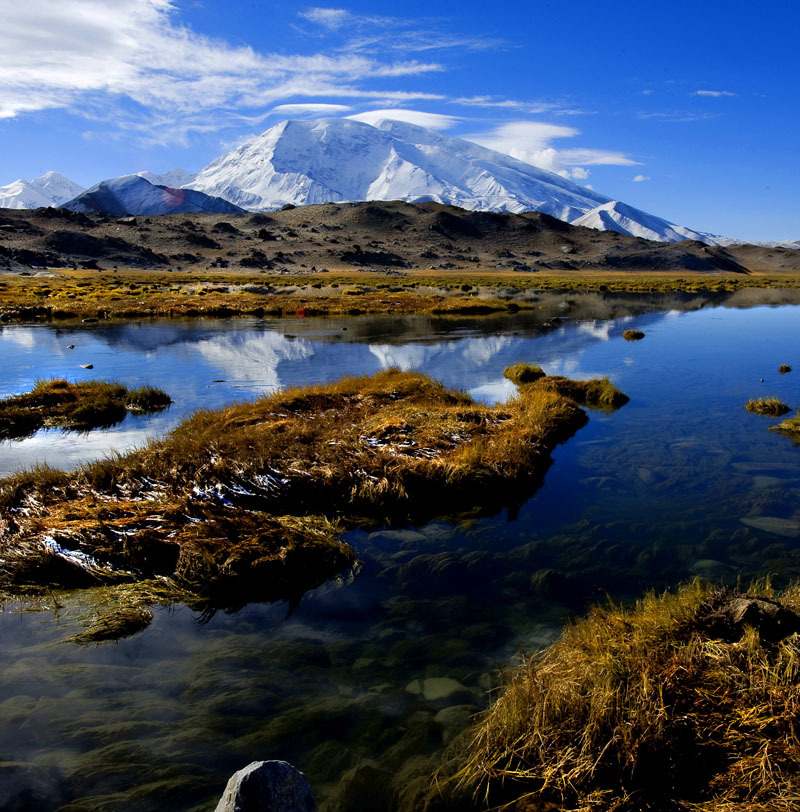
[0,172,85,209]
[136,169,197,187]
[572,200,725,245]
[61,175,244,216]
[188,117,613,221]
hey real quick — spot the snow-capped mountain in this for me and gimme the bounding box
[572,200,725,245]
[136,169,196,188]
[188,117,613,221]
[0,171,85,209]
[61,175,244,216]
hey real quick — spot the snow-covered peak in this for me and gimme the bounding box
[61,174,244,216]
[187,117,612,220]
[137,168,196,188]
[0,172,85,209]
[572,200,725,245]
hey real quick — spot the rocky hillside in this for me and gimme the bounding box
[0,200,797,275]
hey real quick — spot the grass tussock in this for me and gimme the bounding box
[745,397,791,416]
[0,369,620,638]
[622,329,645,341]
[779,364,792,374]
[771,412,800,442]
[456,580,800,812]
[528,375,629,410]
[503,364,546,385]
[0,378,172,439]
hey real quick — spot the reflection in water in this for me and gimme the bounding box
[2,295,800,810]
[194,331,315,388]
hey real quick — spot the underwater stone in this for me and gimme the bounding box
[406,676,473,702]
[215,760,317,812]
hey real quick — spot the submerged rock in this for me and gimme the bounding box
[215,760,316,812]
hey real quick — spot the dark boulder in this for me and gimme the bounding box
[215,760,317,812]
[693,588,800,643]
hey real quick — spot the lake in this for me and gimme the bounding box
[1,289,800,811]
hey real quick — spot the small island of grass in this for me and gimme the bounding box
[622,328,646,341]
[745,396,791,416]
[453,580,800,812]
[0,369,627,640]
[779,364,792,374]
[0,378,172,439]
[502,362,546,385]
[771,412,800,442]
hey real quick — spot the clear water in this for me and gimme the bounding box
[2,293,800,811]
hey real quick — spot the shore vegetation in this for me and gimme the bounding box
[455,579,800,812]
[2,269,800,323]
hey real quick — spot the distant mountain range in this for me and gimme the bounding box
[61,175,243,217]
[0,172,85,209]
[0,118,795,246]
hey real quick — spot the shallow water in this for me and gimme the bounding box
[2,293,800,810]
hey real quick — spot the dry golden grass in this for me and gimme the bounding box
[503,364,546,385]
[0,369,620,638]
[745,397,791,417]
[0,378,171,438]
[771,413,800,442]
[454,580,800,812]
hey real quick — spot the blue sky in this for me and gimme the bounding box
[1,0,797,240]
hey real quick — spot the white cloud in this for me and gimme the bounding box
[348,109,460,129]
[468,121,638,180]
[272,103,353,116]
[299,8,503,53]
[692,90,736,97]
[637,111,722,122]
[299,7,351,30]
[633,174,651,182]
[0,0,443,142]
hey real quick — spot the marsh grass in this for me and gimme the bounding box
[745,397,791,416]
[528,375,629,410]
[0,369,623,638]
[622,329,645,341]
[0,379,172,439]
[455,580,800,812]
[771,413,800,442]
[503,364,546,385]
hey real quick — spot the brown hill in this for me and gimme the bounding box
[0,201,797,275]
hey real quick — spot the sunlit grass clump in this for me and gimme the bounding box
[503,363,546,385]
[745,397,791,416]
[456,580,800,812]
[771,412,800,442]
[529,375,629,410]
[0,378,172,439]
[0,369,625,638]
